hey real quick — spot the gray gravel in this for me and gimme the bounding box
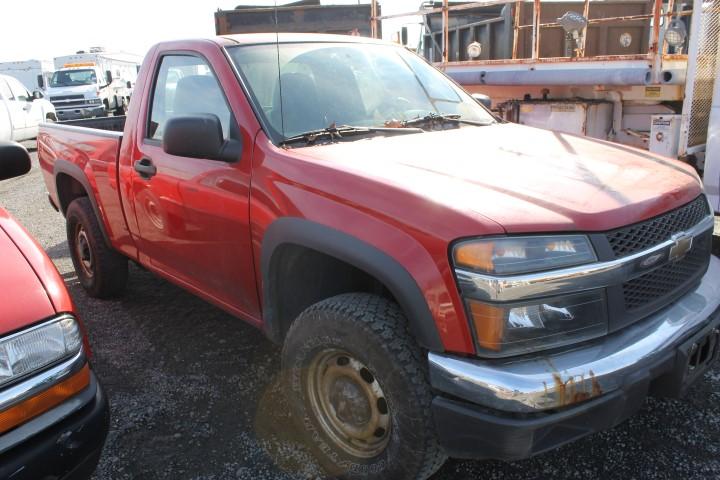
[1,143,719,479]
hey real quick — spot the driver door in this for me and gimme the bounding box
[0,78,26,139]
[6,78,41,139]
[128,53,259,318]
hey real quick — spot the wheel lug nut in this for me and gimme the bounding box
[360,368,374,384]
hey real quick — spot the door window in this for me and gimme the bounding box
[7,78,30,102]
[147,55,235,142]
[0,80,13,100]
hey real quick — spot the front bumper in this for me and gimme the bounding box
[430,255,720,460]
[55,105,106,121]
[0,371,109,480]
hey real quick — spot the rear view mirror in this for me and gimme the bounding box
[105,70,113,85]
[0,142,31,181]
[126,81,132,89]
[162,114,242,162]
[472,93,492,109]
[32,90,43,100]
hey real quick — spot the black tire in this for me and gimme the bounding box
[114,97,127,116]
[282,293,447,480]
[66,197,128,298]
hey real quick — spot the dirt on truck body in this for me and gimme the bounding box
[37,33,719,480]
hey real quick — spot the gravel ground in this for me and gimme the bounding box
[1,144,720,480]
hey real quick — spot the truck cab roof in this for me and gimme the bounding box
[153,33,392,50]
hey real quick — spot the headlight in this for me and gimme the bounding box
[453,235,606,357]
[465,290,608,357]
[453,235,596,275]
[87,98,102,105]
[0,316,82,387]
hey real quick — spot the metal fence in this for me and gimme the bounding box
[682,0,720,152]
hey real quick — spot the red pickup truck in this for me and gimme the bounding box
[38,34,719,479]
[0,142,108,479]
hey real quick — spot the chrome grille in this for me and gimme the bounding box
[49,94,85,101]
[622,231,712,311]
[50,94,89,109]
[606,196,710,258]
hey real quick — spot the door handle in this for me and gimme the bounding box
[134,158,157,179]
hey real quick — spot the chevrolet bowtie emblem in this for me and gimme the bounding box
[669,232,693,262]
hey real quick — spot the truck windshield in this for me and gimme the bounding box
[50,69,97,87]
[226,42,494,142]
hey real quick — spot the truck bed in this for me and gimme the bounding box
[38,116,127,248]
[52,115,126,132]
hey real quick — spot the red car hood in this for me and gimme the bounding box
[0,208,55,336]
[295,123,703,232]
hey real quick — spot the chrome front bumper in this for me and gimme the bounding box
[55,105,106,120]
[429,255,720,413]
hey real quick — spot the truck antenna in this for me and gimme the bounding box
[274,0,285,137]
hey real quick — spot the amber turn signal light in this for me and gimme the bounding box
[0,363,90,434]
[454,242,495,271]
[467,299,504,351]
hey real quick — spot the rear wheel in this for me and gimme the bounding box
[282,293,447,480]
[66,197,128,298]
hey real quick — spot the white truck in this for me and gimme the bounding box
[0,74,56,141]
[0,59,54,93]
[47,50,141,121]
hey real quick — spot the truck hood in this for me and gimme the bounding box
[0,208,55,336]
[46,84,96,99]
[295,123,703,232]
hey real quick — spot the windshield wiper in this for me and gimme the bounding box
[401,113,493,128]
[280,124,424,147]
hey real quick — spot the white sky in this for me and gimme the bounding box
[0,0,423,62]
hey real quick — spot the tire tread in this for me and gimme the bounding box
[284,293,447,480]
[66,197,128,298]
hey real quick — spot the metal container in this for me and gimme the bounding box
[215,2,379,37]
[421,1,653,63]
[500,99,613,139]
[650,114,683,158]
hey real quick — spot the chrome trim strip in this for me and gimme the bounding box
[0,350,86,412]
[430,256,720,413]
[456,214,715,302]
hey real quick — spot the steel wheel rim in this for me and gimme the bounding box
[307,349,391,458]
[75,225,94,278]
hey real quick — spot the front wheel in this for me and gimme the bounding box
[282,293,447,480]
[114,97,127,116]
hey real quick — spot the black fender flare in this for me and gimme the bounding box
[53,159,111,246]
[261,217,444,352]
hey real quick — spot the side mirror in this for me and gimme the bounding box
[472,93,492,109]
[126,80,132,89]
[37,74,44,89]
[105,70,113,85]
[0,142,32,181]
[401,26,409,46]
[162,114,242,162]
[32,90,43,100]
